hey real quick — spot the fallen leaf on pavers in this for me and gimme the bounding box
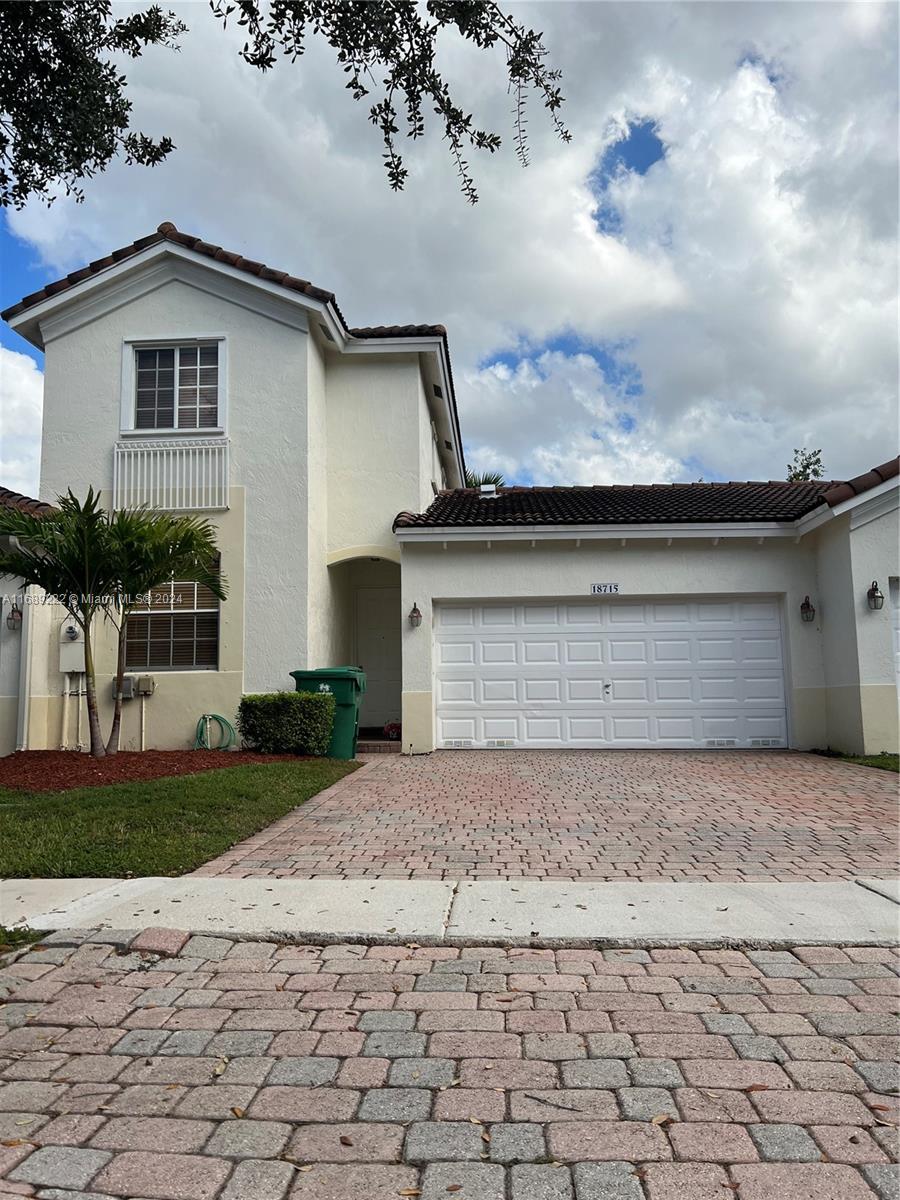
[14,1120,33,1127]
[631,1168,647,1182]
[446,1187,462,1194]
[165,1084,181,1090]
[1,1140,25,1147]
[870,1104,892,1111]
[651,1114,673,1125]
[468,1118,482,1125]
[340,1136,354,1146]
[297,1165,313,1173]
[397,1189,421,1196]
[230,1108,245,1118]
[743,1084,769,1092]
[481,1131,491,1143]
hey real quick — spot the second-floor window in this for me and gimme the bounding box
[135,343,219,430]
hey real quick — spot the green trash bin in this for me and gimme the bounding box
[289,666,367,760]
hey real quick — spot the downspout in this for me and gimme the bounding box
[15,586,34,751]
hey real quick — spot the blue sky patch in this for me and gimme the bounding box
[589,118,666,235]
[1,218,46,368]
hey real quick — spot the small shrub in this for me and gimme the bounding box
[237,692,335,756]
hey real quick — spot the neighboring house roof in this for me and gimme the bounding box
[394,456,899,530]
[0,222,447,343]
[0,486,54,518]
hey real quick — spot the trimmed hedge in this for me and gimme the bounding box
[237,692,335,756]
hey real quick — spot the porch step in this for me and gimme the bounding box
[357,740,401,754]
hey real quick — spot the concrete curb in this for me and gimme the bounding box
[8,876,900,950]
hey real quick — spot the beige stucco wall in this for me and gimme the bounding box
[400,537,827,754]
[20,489,246,752]
[0,577,24,755]
[325,355,435,559]
[39,274,308,697]
[849,502,899,753]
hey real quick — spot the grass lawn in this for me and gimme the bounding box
[0,760,357,879]
[813,750,899,773]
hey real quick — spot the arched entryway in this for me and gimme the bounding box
[326,552,401,736]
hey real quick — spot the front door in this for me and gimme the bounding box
[356,587,402,728]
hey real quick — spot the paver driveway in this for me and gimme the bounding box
[1,930,897,1200]
[197,751,899,882]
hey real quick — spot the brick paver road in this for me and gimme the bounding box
[1,929,898,1199]
[195,751,899,882]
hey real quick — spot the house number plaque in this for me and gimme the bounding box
[591,583,620,594]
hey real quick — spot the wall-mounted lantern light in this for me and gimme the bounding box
[6,601,22,632]
[800,596,816,623]
[408,603,423,629]
[867,581,885,610]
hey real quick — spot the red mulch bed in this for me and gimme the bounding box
[0,750,312,792]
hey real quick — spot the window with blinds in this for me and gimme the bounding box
[124,579,220,671]
[135,343,219,430]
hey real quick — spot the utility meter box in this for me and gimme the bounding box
[136,676,156,696]
[58,621,85,673]
[112,676,136,701]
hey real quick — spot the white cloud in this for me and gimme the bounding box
[0,348,43,497]
[3,1,897,487]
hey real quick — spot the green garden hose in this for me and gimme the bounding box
[194,713,237,750]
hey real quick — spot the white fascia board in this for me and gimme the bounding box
[395,520,799,543]
[834,477,899,526]
[8,242,342,349]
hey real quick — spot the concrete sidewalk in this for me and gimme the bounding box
[5,875,899,947]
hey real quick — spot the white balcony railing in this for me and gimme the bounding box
[113,438,230,511]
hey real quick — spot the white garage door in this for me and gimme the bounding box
[434,598,787,749]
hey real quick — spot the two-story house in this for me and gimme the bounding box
[1,222,898,757]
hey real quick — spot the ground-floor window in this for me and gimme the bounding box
[124,578,220,670]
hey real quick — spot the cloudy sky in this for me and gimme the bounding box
[1,0,897,497]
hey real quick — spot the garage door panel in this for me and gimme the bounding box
[744,675,784,701]
[566,604,603,624]
[567,679,606,701]
[438,679,476,703]
[609,604,648,624]
[568,716,607,740]
[610,678,649,702]
[523,640,560,663]
[481,606,516,626]
[653,638,692,662]
[440,607,475,627]
[435,598,787,749]
[657,677,695,701]
[481,641,518,664]
[483,716,519,740]
[523,604,559,625]
[566,640,603,662]
[609,639,648,662]
[524,678,561,702]
[439,641,476,665]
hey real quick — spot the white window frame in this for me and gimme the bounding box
[124,577,221,673]
[120,335,228,436]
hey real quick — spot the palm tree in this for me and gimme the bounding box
[0,488,115,757]
[104,508,226,754]
[464,469,506,488]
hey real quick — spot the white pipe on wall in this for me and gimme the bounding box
[60,672,71,750]
[140,694,146,751]
[75,672,85,752]
[15,587,34,752]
